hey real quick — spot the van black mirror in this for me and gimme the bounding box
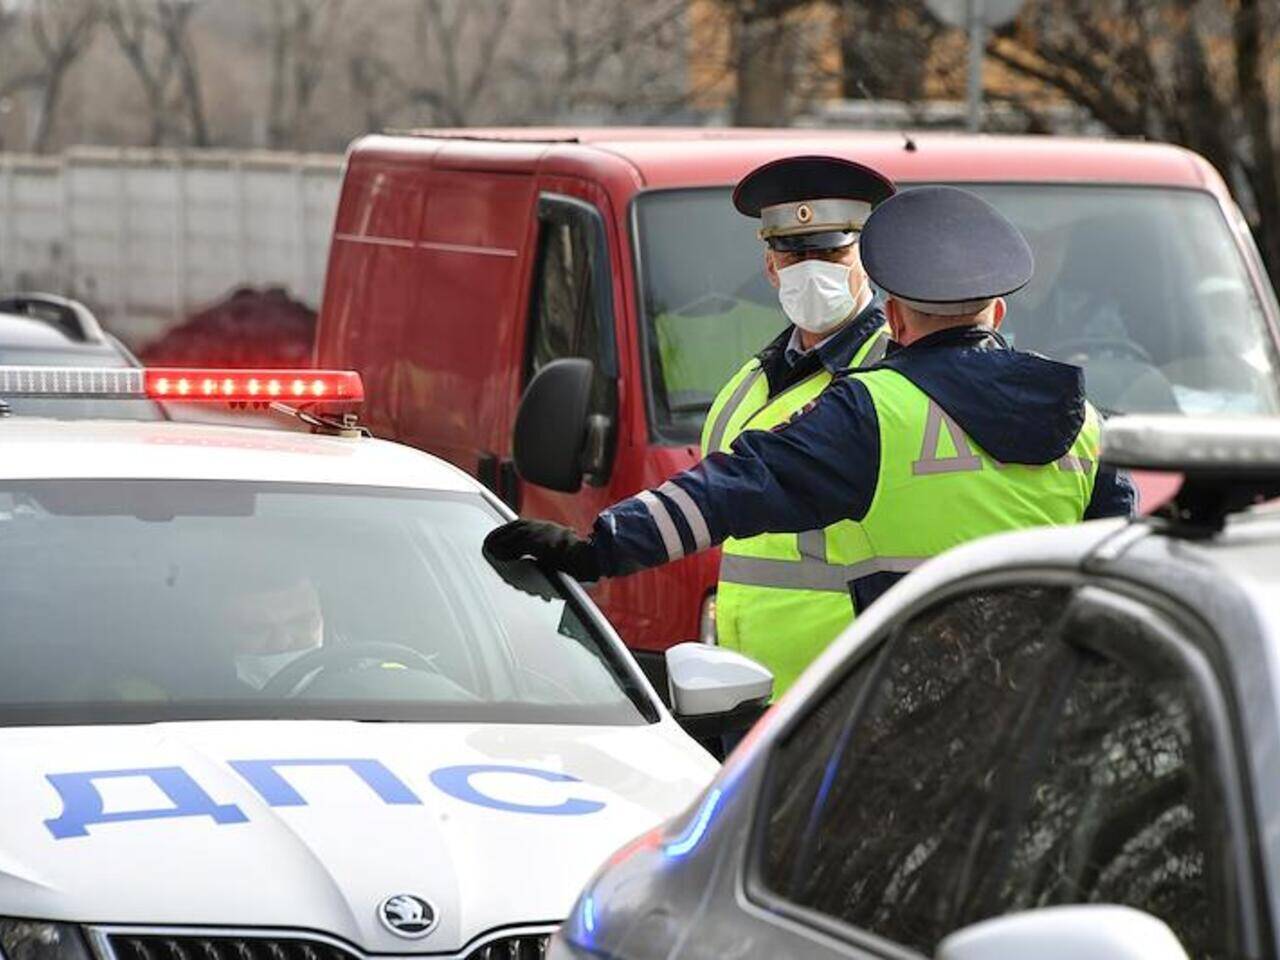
[514,358,594,492]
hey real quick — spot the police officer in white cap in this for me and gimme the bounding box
[696,155,896,693]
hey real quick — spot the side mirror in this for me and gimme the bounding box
[938,905,1190,960]
[665,642,772,742]
[513,358,593,492]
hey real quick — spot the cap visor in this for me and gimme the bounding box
[767,231,857,252]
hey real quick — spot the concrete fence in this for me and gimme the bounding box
[0,147,344,347]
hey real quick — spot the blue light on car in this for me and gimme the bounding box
[581,894,596,934]
[663,787,723,860]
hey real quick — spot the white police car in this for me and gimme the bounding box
[554,416,1280,960]
[0,366,769,960]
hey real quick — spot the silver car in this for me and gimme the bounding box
[551,416,1280,960]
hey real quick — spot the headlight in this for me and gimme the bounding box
[698,592,717,645]
[0,921,93,960]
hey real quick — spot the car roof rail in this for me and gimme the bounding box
[0,292,106,344]
[1102,415,1280,535]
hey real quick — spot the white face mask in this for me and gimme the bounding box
[777,259,860,335]
[235,647,316,690]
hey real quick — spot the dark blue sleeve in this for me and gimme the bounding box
[590,378,882,576]
[1084,464,1138,519]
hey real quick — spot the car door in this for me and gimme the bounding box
[741,579,1264,960]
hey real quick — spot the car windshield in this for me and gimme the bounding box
[636,185,1280,444]
[0,480,653,726]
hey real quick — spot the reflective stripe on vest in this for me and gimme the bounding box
[704,366,766,455]
[718,553,923,592]
[705,327,890,696]
[701,331,890,458]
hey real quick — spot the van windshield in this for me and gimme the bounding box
[635,185,1280,445]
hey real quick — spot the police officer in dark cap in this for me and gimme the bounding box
[697,155,895,694]
[487,186,1135,649]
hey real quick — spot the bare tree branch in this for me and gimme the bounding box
[985,0,1280,283]
[157,1,209,146]
[26,0,98,152]
[104,0,210,147]
[1234,0,1280,272]
[265,0,345,149]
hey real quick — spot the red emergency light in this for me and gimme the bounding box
[0,366,363,404]
[143,368,363,403]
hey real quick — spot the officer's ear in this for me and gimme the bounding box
[886,297,907,343]
[764,249,780,289]
[990,297,1007,330]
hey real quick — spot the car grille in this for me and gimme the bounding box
[464,935,549,960]
[104,933,550,960]
[107,936,359,960]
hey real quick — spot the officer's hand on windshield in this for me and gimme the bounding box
[483,519,602,581]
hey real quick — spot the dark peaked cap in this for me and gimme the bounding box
[860,185,1034,316]
[733,155,896,252]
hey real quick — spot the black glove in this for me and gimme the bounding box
[483,519,602,581]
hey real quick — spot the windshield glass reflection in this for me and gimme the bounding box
[636,185,1279,444]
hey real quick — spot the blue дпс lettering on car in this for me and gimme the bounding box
[43,759,606,839]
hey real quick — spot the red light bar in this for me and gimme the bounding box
[143,369,363,403]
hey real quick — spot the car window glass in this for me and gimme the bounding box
[989,608,1232,958]
[526,205,613,418]
[528,217,587,373]
[0,480,651,726]
[758,585,1235,959]
[760,586,1074,952]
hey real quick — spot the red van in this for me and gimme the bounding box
[316,128,1280,679]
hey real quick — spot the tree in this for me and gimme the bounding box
[264,0,345,150]
[26,0,99,153]
[839,0,946,104]
[104,0,211,146]
[419,0,514,126]
[508,0,688,122]
[985,0,1280,281]
[720,0,812,125]
[346,0,515,129]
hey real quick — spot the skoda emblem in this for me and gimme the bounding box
[796,202,813,224]
[378,894,438,938]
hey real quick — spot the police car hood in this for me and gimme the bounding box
[0,719,715,952]
[880,327,1086,464]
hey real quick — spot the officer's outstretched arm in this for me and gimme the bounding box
[591,379,880,576]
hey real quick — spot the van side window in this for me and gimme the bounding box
[526,198,615,420]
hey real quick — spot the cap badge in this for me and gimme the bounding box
[796,203,813,224]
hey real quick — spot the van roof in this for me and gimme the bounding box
[373,126,1221,194]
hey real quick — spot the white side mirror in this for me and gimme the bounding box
[938,905,1190,960]
[665,642,772,717]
